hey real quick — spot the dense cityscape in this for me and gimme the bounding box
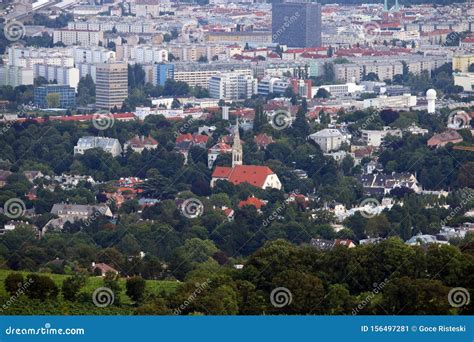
[0,0,472,316]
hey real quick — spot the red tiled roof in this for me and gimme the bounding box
[254,133,274,147]
[212,165,275,188]
[238,196,266,209]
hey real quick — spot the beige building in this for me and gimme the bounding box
[95,62,128,110]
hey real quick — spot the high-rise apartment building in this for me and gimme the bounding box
[272,0,322,48]
[95,62,128,110]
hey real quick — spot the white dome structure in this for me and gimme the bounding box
[426,89,437,99]
[426,89,437,113]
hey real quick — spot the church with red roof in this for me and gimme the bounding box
[209,122,281,190]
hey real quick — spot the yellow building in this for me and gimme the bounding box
[453,54,474,72]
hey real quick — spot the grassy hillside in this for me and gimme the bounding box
[0,269,180,315]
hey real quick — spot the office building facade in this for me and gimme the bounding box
[95,62,128,109]
[272,0,322,48]
[34,85,76,109]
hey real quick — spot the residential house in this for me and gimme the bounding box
[91,262,119,276]
[23,171,44,183]
[427,130,463,148]
[254,133,274,150]
[124,135,158,153]
[208,140,232,169]
[74,136,123,157]
[0,170,12,187]
[358,173,421,196]
[405,234,449,246]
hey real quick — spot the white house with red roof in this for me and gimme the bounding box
[208,140,232,169]
[211,165,282,190]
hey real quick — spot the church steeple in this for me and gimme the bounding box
[232,120,243,167]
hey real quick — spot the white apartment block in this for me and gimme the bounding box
[208,72,257,100]
[361,128,402,147]
[135,0,171,17]
[53,29,104,46]
[257,77,290,96]
[125,45,168,64]
[68,20,155,34]
[7,47,74,68]
[33,64,80,90]
[174,67,252,88]
[308,129,347,153]
[363,94,417,109]
[313,82,365,97]
[165,44,226,62]
[76,63,97,82]
[0,65,34,87]
[71,46,116,64]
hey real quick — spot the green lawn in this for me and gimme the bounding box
[0,269,180,311]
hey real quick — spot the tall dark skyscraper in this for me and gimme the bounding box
[272,0,322,48]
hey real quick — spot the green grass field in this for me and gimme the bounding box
[0,269,180,314]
